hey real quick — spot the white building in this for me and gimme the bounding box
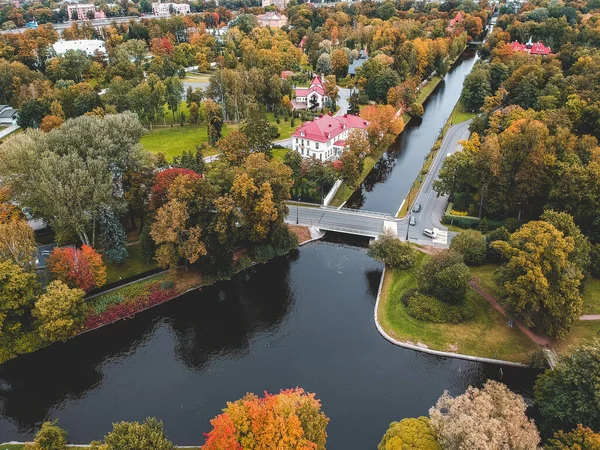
[152,2,191,16]
[262,0,287,8]
[53,39,106,56]
[294,75,328,110]
[67,4,105,20]
[0,105,18,125]
[291,113,369,161]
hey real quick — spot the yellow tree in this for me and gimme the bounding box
[0,219,37,268]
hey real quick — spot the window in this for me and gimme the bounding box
[295,138,298,143]
[316,143,319,149]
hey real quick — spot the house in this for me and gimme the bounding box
[262,0,287,8]
[294,75,328,110]
[291,113,369,161]
[281,70,293,80]
[67,4,105,20]
[298,36,307,50]
[510,39,552,55]
[152,2,191,15]
[0,105,18,125]
[348,48,368,76]
[448,11,463,29]
[53,39,106,56]
[256,11,288,28]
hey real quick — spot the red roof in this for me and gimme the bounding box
[333,140,347,147]
[449,11,463,27]
[292,114,369,143]
[510,40,552,55]
[510,41,527,52]
[295,75,325,97]
[281,70,293,79]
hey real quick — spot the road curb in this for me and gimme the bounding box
[373,267,529,368]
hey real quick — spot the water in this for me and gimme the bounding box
[0,240,537,448]
[347,50,479,214]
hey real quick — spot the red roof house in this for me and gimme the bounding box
[510,40,552,56]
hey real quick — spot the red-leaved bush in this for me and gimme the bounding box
[47,245,106,292]
[150,168,201,209]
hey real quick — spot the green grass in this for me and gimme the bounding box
[554,320,600,355]
[451,99,477,125]
[266,112,297,140]
[416,75,443,104]
[104,243,158,284]
[582,277,600,314]
[378,254,539,363]
[469,264,504,300]
[272,147,290,162]
[140,123,233,161]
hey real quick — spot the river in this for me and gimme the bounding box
[0,239,537,448]
[346,50,479,214]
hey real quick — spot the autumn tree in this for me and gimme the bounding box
[0,219,37,268]
[360,104,404,149]
[534,340,600,433]
[149,168,201,210]
[47,245,106,292]
[540,210,591,275]
[204,388,329,450]
[331,49,349,79]
[203,98,223,145]
[0,259,38,337]
[32,280,86,342]
[378,417,441,450]
[40,115,64,133]
[429,381,540,450]
[368,231,417,269]
[418,250,470,304]
[450,230,486,265]
[26,421,68,450]
[324,75,339,109]
[492,221,583,338]
[546,425,600,450]
[93,418,174,450]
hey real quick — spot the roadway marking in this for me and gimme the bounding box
[433,230,448,245]
[384,221,398,236]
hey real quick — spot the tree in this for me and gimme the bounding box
[450,230,486,265]
[96,418,174,450]
[485,227,510,262]
[218,130,250,166]
[204,388,329,450]
[164,76,183,123]
[331,49,349,79]
[17,98,49,129]
[32,280,85,342]
[324,75,339,109]
[418,250,470,304]
[378,417,441,450]
[27,421,67,450]
[534,340,600,433]
[0,219,37,268]
[540,210,591,275]
[368,231,417,269]
[40,115,64,133]
[460,65,491,111]
[316,53,332,75]
[429,380,540,450]
[150,168,201,210]
[203,98,223,145]
[0,260,38,337]
[360,105,404,149]
[409,103,424,118]
[239,109,276,158]
[348,89,360,115]
[47,245,106,292]
[492,221,583,338]
[98,208,128,264]
[546,425,600,450]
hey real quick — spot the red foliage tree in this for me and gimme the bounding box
[47,245,106,292]
[149,168,201,210]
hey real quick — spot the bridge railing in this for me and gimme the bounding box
[317,224,383,238]
[319,205,394,218]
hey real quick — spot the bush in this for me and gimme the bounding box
[418,250,471,304]
[450,230,486,265]
[28,421,68,450]
[368,231,417,268]
[92,293,125,314]
[592,244,600,279]
[486,227,510,262]
[402,289,475,323]
[410,102,424,118]
[160,280,175,290]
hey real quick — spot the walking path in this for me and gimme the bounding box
[0,124,19,140]
[469,278,552,347]
[580,314,600,321]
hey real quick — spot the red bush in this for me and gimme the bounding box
[150,168,201,209]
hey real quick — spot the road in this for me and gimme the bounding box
[400,120,472,246]
[0,124,19,141]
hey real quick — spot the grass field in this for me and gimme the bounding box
[140,123,233,161]
[451,99,477,125]
[272,147,290,162]
[378,253,539,363]
[266,112,297,140]
[582,277,600,314]
[104,243,158,284]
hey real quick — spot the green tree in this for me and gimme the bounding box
[546,425,600,450]
[418,250,470,304]
[283,150,303,186]
[0,259,38,337]
[217,130,250,166]
[28,421,68,450]
[485,227,510,262]
[492,221,583,338]
[239,108,276,158]
[368,231,417,269]
[460,65,491,111]
[164,76,183,123]
[534,340,600,433]
[203,98,223,145]
[32,280,86,342]
[540,210,591,275]
[98,418,175,450]
[378,417,441,450]
[348,90,360,115]
[450,230,486,265]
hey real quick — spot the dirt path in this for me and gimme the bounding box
[580,314,600,321]
[469,278,552,347]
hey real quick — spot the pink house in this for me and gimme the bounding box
[295,75,327,109]
[510,40,552,55]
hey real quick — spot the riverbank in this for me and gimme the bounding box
[375,252,539,365]
[1,443,201,449]
[0,225,313,365]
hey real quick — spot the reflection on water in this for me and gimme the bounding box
[0,241,537,449]
[347,51,479,214]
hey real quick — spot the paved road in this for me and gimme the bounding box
[0,124,19,141]
[335,87,351,116]
[400,120,472,247]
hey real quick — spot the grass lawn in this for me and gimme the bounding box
[140,123,233,161]
[104,243,158,284]
[272,147,290,162]
[469,264,504,299]
[451,99,477,125]
[416,75,443,104]
[266,112,297,140]
[378,253,539,363]
[554,320,600,355]
[582,277,600,314]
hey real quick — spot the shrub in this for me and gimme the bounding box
[368,231,417,269]
[160,280,175,290]
[592,244,600,279]
[410,102,424,118]
[402,289,475,323]
[418,250,471,304]
[28,421,68,450]
[378,417,441,450]
[92,293,125,314]
[102,418,174,450]
[486,227,510,262]
[450,230,486,265]
[33,281,86,342]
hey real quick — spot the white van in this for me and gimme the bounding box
[423,228,439,239]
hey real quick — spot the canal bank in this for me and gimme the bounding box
[0,238,539,449]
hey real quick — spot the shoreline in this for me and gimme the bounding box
[373,266,529,368]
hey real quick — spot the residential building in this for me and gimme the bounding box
[447,11,463,29]
[67,4,105,20]
[294,75,327,110]
[256,11,288,28]
[291,113,369,161]
[0,105,18,125]
[152,2,191,15]
[348,48,368,76]
[281,70,293,80]
[262,0,287,8]
[510,39,552,55]
[53,39,106,56]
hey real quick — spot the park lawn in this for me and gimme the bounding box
[469,264,504,300]
[266,112,296,140]
[416,75,443,104]
[554,320,600,356]
[378,253,538,364]
[272,147,290,162]
[104,243,158,284]
[451,99,476,125]
[140,123,233,161]
[161,101,191,125]
[329,154,377,206]
[582,276,600,314]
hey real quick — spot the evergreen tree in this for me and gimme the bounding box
[99,208,128,264]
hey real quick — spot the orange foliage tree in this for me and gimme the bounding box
[47,245,106,292]
[360,104,405,149]
[204,388,329,450]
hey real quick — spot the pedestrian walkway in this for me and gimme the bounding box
[0,124,19,140]
[580,314,600,321]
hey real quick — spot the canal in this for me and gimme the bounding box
[0,239,537,448]
[347,50,479,214]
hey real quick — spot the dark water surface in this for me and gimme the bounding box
[347,50,479,214]
[0,240,537,448]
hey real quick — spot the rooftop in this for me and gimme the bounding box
[292,113,369,143]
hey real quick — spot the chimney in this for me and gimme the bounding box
[344,113,347,118]
[319,113,323,118]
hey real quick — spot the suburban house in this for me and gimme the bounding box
[510,39,552,55]
[152,2,191,15]
[348,49,368,76]
[256,11,288,28]
[447,11,463,31]
[53,39,106,56]
[294,75,328,110]
[0,105,18,125]
[67,4,105,20]
[262,0,287,8]
[291,113,369,161]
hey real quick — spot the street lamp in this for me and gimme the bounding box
[296,196,300,224]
